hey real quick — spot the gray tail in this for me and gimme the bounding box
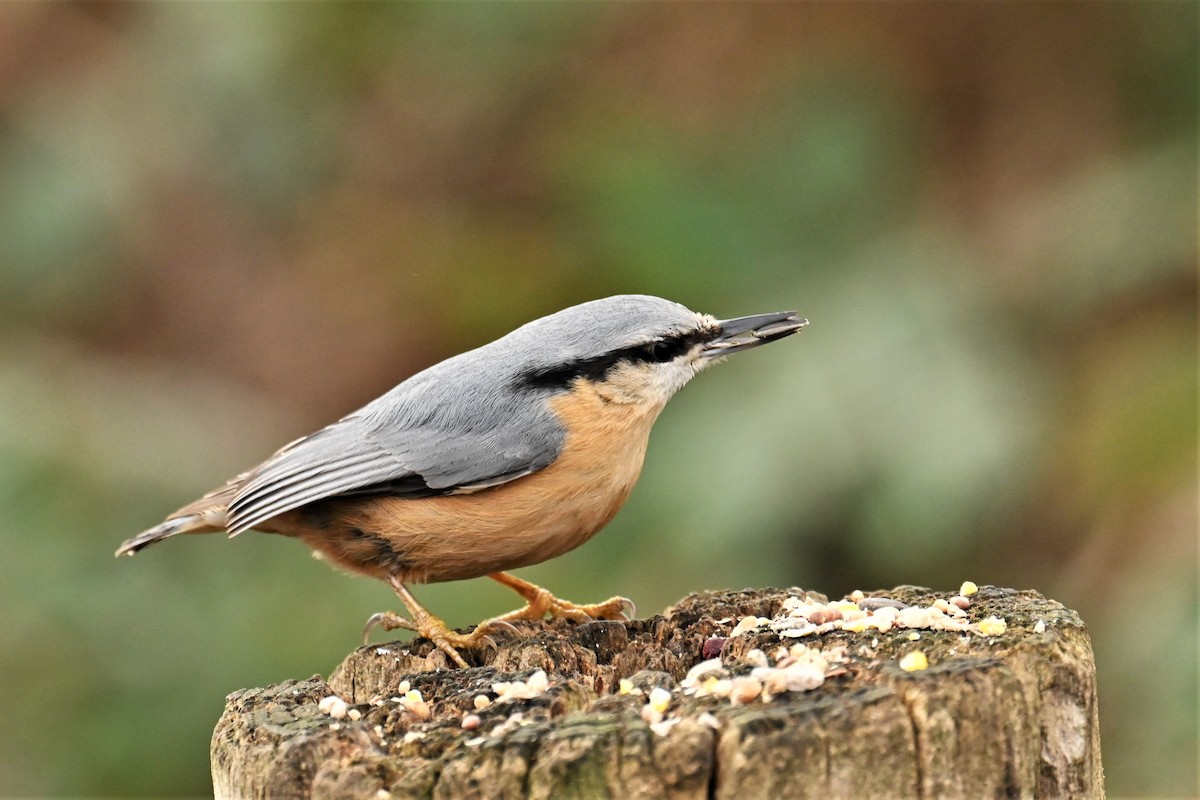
[115,514,218,557]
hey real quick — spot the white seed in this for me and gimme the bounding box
[731,616,761,637]
[780,626,815,638]
[318,695,349,719]
[763,663,825,694]
[786,663,827,692]
[1034,620,1047,634]
[898,607,937,628]
[491,680,521,698]
[648,687,673,714]
[871,606,899,622]
[461,713,482,731]
[347,708,362,721]
[686,657,720,690]
[526,670,550,694]
[474,694,491,710]
[744,649,769,669]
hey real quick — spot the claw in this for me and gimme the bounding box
[615,597,637,621]
[362,615,379,645]
[482,619,521,637]
[362,610,417,644]
[558,595,636,623]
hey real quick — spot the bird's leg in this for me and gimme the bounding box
[362,576,514,668]
[486,572,636,624]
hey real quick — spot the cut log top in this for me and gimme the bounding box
[210,586,1104,799]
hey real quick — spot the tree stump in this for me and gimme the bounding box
[210,586,1103,799]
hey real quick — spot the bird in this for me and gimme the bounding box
[116,295,806,667]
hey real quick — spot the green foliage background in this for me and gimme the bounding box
[0,4,1194,796]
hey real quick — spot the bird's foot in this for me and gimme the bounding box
[362,609,517,669]
[489,572,636,624]
[498,592,636,624]
[368,576,522,668]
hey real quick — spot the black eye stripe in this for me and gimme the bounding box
[519,329,715,390]
[636,338,686,363]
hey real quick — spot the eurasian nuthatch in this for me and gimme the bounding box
[117,295,806,666]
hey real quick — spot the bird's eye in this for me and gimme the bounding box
[641,340,678,363]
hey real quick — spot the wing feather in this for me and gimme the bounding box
[232,451,378,508]
[226,431,407,535]
[224,374,565,536]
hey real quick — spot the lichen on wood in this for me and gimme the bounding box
[211,586,1104,799]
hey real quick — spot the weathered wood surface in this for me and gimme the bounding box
[211,586,1103,799]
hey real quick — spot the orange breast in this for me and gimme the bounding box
[287,384,665,584]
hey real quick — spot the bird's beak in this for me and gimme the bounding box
[702,311,808,358]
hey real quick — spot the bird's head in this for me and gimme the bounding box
[509,295,807,407]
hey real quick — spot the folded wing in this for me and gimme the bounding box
[225,385,564,536]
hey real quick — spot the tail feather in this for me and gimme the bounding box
[115,511,224,557]
[117,482,240,557]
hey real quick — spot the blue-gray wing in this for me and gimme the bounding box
[224,381,564,536]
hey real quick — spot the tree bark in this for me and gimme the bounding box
[211,586,1103,799]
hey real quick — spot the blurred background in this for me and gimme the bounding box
[0,3,1194,797]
